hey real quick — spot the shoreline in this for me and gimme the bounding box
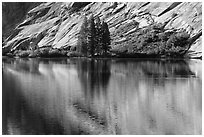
[2,55,202,60]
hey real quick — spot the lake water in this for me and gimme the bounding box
[2,57,202,135]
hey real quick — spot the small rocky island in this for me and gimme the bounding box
[2,2,202,59]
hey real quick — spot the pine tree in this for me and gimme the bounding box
[95,16,103,55]
[101,21,111,55]
[77,16,88,56]
[87,14,96,57]
[77,15,111,57]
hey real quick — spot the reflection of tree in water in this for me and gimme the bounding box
[77,58,111,98]
[75,59,197,134]
[3,58,199,134]
[110,59,200,134]
[75,58,111,130]
[138,60,195,85]
[139,60,195,78]
[113,59,195,86]
[114,59,194,77]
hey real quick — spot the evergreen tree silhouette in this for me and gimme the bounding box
[87,14,96,57]
[77,16,88,56]
[77,14,111,57]
[101,21,111,55]
[95,16,103,55]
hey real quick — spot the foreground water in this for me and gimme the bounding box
[2,57,202,135]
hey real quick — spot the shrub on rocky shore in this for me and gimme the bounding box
[10,48,69,58]
[29,50,39,58]
[16,50,31,58]
[111,22,191,58]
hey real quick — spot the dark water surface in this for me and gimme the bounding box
[2,57,202,135]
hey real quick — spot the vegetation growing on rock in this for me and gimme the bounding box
[111,22,191,58]
[2,2,202,59]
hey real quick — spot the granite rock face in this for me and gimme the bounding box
[2,2,41,40]
[2,2,202,58]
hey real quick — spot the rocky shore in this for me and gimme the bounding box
[2,2,202,59]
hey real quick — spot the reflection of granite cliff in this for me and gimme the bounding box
[3,58,202,134]
[2,2,202,58]
[111,59,195,78]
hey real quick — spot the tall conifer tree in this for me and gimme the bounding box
[101,21,111,55]
[77,16,88,55]
[87,14,96,57]
[77,15,111,57]
[95,16,103,55]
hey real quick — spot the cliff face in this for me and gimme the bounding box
[2,2,41,40]
[2,2,202,58]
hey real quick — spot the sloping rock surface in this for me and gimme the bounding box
[2,2,41,39]
[2,2,202,58]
